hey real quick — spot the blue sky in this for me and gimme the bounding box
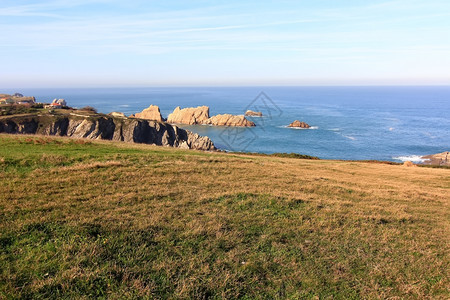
[1,0,450,87]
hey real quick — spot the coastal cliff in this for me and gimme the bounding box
[0,112,216,151]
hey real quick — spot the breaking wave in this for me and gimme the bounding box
[279,126,318,130]
[342,135,356,140]
[393,155,429,163]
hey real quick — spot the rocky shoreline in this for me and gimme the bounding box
[128,105,256,127]
[2,93,447,165]
[421,151,450,166]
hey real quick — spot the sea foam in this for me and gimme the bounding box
[279,126,318,130]
[393,155,429,163]
[343,135,356,140]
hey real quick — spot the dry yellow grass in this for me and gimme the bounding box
[0,134,449,298]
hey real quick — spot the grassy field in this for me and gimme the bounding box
[0,134,449,299]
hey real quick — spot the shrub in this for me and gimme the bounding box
[80,106,97,113]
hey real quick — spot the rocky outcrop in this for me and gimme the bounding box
[0,113,216,151]
[245,110,262,117]
[166,106,255,127]
[167,106,255,127]
[52,98,67,106]
[108,112,127,118]
[288,120,310,128]
[203,114,255,127]
[133,105,163,122]
[422,151,450,166]
[167,106,210,125]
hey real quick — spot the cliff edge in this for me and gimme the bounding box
[0,112,215,151]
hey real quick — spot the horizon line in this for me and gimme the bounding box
[2,83,450,90]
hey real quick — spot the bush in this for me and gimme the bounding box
[0,104,40,116]
[32,103,44,109]
[79,106,97,113]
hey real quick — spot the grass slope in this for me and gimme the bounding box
[0,134,449,299]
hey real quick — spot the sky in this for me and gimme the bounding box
[1,0,450,87]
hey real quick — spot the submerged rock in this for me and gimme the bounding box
[288,120,310,128]
[0,113,216,151]
[133,105,163,122]
[203,114,255,127]
[245,110,263,117]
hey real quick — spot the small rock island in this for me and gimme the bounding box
[167,106,210,125]
[245,110,263,117]
[288,120,311,128]
[203,114,255,127]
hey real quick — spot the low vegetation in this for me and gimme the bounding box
[0,104,44,116]
[235,152,319,160]
[0,134,449,298]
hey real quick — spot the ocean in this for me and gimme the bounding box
[8,86,450,162]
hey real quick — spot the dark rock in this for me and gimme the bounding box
[0,113,216,151]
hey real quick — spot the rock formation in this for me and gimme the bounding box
[403,161,417,167]
[167,106,255,127]
[108,112,127,118]
[203,114,255,127]
[245,110,263,117]
[133,105,163,122]
[0,113,216,151]
[422,151,450,166]
[288,120,310,128]
[52,99,67,106]
[167,106,210,125]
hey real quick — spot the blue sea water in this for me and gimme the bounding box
[8,86,450,161]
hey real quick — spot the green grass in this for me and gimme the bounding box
[0,134,449,299]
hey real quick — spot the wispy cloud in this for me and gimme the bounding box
[0,0,109,17]
[1,0,449,85]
